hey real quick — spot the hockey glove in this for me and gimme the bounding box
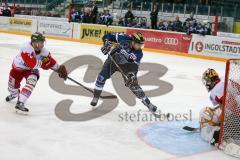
[57,65,68,80]
[128,53,137,62]
[120,49,137,62]
[101,40,113,55]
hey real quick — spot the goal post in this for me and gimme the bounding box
[219,59,240,158]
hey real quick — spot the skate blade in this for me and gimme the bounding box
[15,109,29,115]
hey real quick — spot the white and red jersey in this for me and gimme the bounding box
[12,42,58,71]
[210,78,224,107]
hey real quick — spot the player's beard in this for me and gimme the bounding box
[32,41,44,54]
[34,48,41,54]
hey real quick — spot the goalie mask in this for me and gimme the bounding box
[202,68,220,92]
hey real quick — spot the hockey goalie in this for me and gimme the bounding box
[5,32,68,113]
[200,68,240,158]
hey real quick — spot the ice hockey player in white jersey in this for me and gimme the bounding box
[6,32,68,113]
[200,68,223,145]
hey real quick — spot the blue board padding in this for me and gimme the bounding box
[138,120,216,156]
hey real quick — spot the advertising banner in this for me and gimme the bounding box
[217,32,240,39]
[189,34,240,58]
[38,20,73,38]
[80,24,127,41]
[8,17,33,33]
[0,17,10,30]
[127,28,192,53]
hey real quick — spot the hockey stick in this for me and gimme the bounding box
[182,126,200,132]
[52,69,117,99]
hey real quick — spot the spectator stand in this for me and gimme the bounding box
[3,0,237,35]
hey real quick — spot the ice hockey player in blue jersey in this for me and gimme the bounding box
[90,32,158,113]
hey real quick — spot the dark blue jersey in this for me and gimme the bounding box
[102,33,143,64]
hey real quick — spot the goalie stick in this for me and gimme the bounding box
[52,69,117,99]
[182,126,200,132]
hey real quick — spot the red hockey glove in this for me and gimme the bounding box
[57,65,68,80]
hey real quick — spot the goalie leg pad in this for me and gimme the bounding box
[200,124,220,144]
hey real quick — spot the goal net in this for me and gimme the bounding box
[219,59,240,158]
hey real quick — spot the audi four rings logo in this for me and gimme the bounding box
[164,38,178,45]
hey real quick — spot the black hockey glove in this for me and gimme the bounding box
[128,53,137,62]
[101,40,113,55]
[119,49,137,62]
[125,72,136,87]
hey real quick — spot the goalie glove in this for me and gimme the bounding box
[199,106,221,128]
[57,65,68,80]
[101,40,113,55]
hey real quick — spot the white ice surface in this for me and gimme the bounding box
[0,33,238,160]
